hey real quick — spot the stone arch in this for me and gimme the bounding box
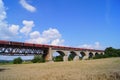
[89,52,94,58]
[100,52,104,55]
[52,50,65,62]
[95,52,99,56]
[56,51,65,56]
[68,51,77,61]
[80,51,86,59]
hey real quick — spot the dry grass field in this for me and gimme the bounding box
[0,58,120,80]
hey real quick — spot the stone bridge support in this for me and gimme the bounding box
[92,52,96,57]
[63,51,69,61]
[45,47,104,62]
[73,51,80,61]
[45,47,69,62]
[45,47,53,62]
[82,51,89,60]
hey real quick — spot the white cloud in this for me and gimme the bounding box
[78,42,102,49]
[0,0,6,21]
[42,28,61,40]
[19,0,36,12]
[9,25,19,35]
[26,28,64,45]
[30,31,40,39]
[0,0,20,40]
[26,37,47,44]
[20,20,34,35]
[51,39,64,45]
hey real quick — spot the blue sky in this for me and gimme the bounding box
[0,0,120,50]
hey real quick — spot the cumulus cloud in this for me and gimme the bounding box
[0,0,6,21]
[19,0,36,12]
[42,28,61,40]
[9,25,19,35]
[30,31,40,39]
[20,20,34,35]
[78,42,102,49]
[51,39,64,45]
[26,28,64,45]
[0,0,20,40]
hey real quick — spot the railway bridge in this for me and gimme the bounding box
[0,40,104,61]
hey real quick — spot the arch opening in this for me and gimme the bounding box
[68,51,77,61]
[93,52,104,59]
[95,52,99,56]
[89,52,93,58]
[52,51,65,62]
[80,52,86,59]
[100,52,103,55]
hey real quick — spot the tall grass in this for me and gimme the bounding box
[0,58,120,80]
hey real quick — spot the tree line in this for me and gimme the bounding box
[93,47,120,59]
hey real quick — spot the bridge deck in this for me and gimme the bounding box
[0,40,104,52]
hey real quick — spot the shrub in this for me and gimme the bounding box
[13,57,23,64]
[93,47,120,59]
[32,55,45,63]
[53,56,63,62]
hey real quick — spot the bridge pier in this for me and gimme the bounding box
[92,52,96,57]
[62,51,69,61]
[63,55,68,61]
[82,51,89,60]
[73,51,80,61]
[73,56,79,61]
[45,47,53,62]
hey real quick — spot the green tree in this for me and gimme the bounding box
[13,57,23,64]
[116,49,120,57]
[53,55,63,62]
[68,53,76,61]
[105,47,118,57]
[93,47,120,59]
[32,55,45,63]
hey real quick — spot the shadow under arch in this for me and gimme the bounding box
[89,52,93,58]
[95,52,99,56]
[68,51,77,61]
[80,52,86,59]
[52,50,65,62]
[100,52,104,55]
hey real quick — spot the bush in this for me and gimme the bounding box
[32,55,45,63]
[13,57,23,64]
[53,56,63,62]
[93,47,120,59]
